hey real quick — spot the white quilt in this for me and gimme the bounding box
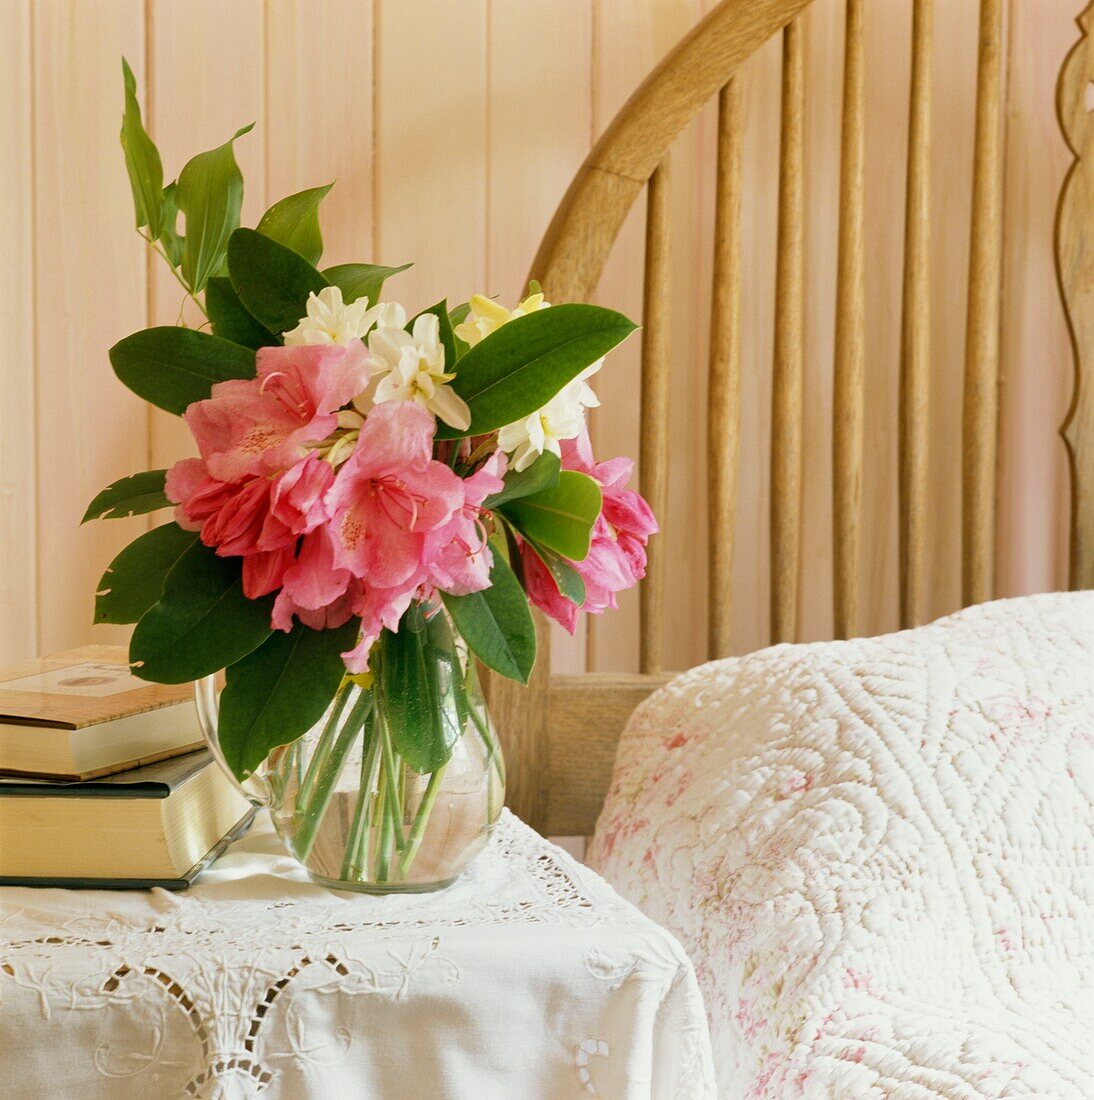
[589,594,1094,1098]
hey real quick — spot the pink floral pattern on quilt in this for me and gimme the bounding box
[588,594,1094,1098]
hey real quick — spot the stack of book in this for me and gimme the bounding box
[0,647,253,889]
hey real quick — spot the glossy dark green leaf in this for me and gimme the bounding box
[159,181,183,266]
[129,540,274,684]
[379,608,461,774]
[217,619,360,779]
[110,326,256,415]
[94,523,197,625]
[120,58,164,237]
[205,277,279,349]
[523,538,586,606]
[435,303,637,439]
[83,469,169,523]
[499,471,602,562]
[176,123,253,292]
[255,183,333,266]
[228,227,328,335]
[441,556,536,684]
[482,451,560,510]
[322,261,411,305]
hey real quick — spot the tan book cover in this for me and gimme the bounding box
[0,645,192,728]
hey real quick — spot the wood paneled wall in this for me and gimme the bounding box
[0,0,1074,673]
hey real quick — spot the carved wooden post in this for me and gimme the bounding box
[1057,3,1094,589]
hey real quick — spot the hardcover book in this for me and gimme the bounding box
[0,750,253,889]
[0,646,203,779]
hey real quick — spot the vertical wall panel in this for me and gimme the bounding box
[266,0,375,268]
[0,0,37,665]
[32,0,149,653]
[147,0,266,472]
[488,0,593,675]
[375,0,488,311]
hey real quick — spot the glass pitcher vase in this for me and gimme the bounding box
[195,606,505,893]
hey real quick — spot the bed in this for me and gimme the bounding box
[482,1,1094,1095]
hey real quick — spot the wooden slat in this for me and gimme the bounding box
[899,0,933,628]
[1057,2,1094,590]
[961,0,1006,607]
[0,0,36,665]
[833,0,866,639]
[708,80,744,659]
[770,17,805,644]
[544,673,671,836]
[639,158,672,674]
[33,1,149,653]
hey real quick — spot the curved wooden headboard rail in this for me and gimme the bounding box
[489,0,1088,835]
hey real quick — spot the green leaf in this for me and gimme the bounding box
[255,183,333,266]
[83,469,169,523]
[120,58,164,238]
[410,299,458,367]
[482,451,560,510]
[322,261,410,305]
[110,326,256,415]
[228,227,329,334]
[436,303,637,439]
[379,607,462,774]
[448,301,472,327]
[205,277,279,349]
[94,523,198,625]
[176,122,254,292]
[159,181,183,266]
[442,556,536,684]
[499,470,602,561]
[523,537,586,606]
[130,540,274,683]
[217,619,360,779]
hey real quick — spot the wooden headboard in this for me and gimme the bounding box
[487,0,1094,836]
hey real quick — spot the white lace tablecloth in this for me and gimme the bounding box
[0,809,714,1099]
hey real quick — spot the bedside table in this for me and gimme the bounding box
[1,810,714,1097]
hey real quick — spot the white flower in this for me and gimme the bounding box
[497,361,602,472]
[369,313,471,431]
[454,291,550,347]
[283,285,407,346]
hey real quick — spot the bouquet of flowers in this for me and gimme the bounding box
[84,64,656,888]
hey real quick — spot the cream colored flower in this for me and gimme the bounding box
[497,362,602,472]
[369,313,471,431]
[454,291,550,347]
[283,286,407,346]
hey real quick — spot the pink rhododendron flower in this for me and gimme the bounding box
[272,526,361,633]
[185,342,372,481]
[522,427,657,632]
[424,451,506,595]
[326,401,464,589]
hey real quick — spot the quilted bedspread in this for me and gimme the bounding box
[588,594,1094,1098]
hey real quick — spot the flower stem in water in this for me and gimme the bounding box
[396,764,446,881]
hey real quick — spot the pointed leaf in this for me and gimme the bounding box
[228,227,328,334]
[435,303,637,439]
[94,523,198,625]
[499,470,602,561]
[255,183,333,266]
[482,451,560,510]
[110,326,256,415]
[523,538,586,606]
[441,556,536,684]
[120,58,164,237]
[323,261,410,305]
[217,619,360,779]
[379,608,462,774]
[83,469,169,523]
[176,123,253,292]
[130,540,274,683]
[205,276,279,349]
[159,181,183,266]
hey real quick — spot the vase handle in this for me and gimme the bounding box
[193,675,274,808]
